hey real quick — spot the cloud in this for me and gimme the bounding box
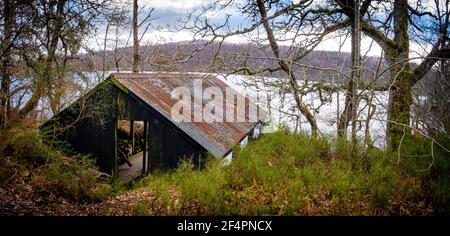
[316,33,383,57]
[139,0,207,11]
[140,30,194,43]
[151,8,187,27]
[92,0,435,60]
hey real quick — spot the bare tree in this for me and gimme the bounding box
[101,4,129,77]
[0,0,15,128]
[132,0,139,72]
[255,0,319,135]
[330,0,450,149]
[0,0,111,122]
[338,0,362,152]
[179,0,359,135]
[130,0,155,73]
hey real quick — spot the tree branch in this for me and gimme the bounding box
[361,21,398,51]
[411,47,450,85]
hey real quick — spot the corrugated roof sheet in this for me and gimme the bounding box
[111,72,266,157]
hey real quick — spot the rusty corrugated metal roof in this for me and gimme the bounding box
[110,72,266,157]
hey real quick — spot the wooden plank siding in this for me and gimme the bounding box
[41,73,264,181]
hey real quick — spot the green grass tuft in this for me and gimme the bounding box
[134,131,446,215]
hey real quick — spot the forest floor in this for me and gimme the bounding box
[0,172,160,216]
[0,176,98,216]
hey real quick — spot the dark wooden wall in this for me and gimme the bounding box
[41,80,116,174]
[69,114,116,174]
[42,78,208,178]
[147,117,206,172]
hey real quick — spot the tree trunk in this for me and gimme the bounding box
[387,67,412,149]
[350,0,361,152]
[337,77,356,138]
[386,0,412,150]
[102,22,110,82]
[0,0,15,128]
[18,0,66,119]
[338,0,361,152]
[132,0,140,73]
[364,94,376,149]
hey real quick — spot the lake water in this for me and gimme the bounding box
[70,71,390,148]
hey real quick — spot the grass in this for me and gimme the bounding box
[134,131,449,215]
[0,123,118,202]
[396,133,450,214]
[1,123,448,215]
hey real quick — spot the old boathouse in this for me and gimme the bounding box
[42,73,265,180]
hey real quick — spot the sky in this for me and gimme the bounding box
[92,0,436,59]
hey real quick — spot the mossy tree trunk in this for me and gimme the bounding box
[0,0,15,128]
[385,0,412,150]
[386,64,412,150]
[330,0,450,151]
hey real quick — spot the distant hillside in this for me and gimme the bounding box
[77,41,387,83]
[76,41,436,89]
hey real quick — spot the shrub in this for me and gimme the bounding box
[132,202,149,216]
[397,134,450,214]
[0,125,114,202]
[138,131,436,215]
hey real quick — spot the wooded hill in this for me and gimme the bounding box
[79,40,439,91]
[80,41,385,81]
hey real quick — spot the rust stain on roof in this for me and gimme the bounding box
[111,72,266,157]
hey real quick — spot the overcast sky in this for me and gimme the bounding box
[92,0,433,59]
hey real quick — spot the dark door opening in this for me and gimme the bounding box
[117,120,148,181]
